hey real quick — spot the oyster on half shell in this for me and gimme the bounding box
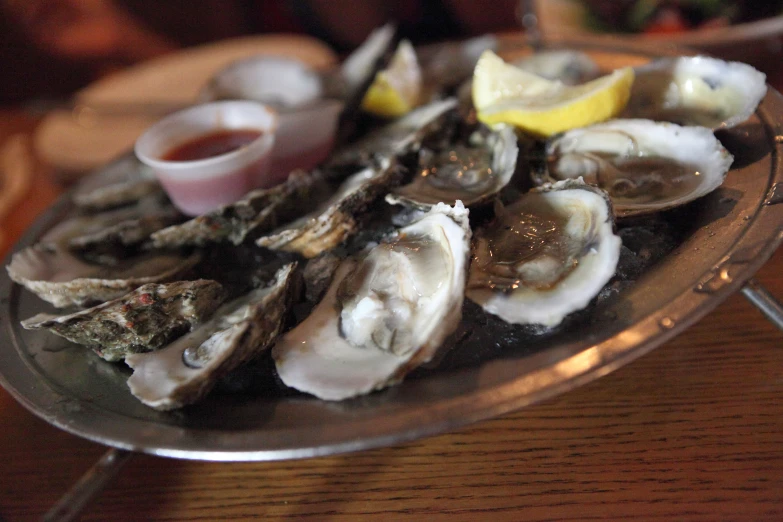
[71,155,161,212]
[539,119,733,217]
[126,263,297,410]
[7,205,199,308]
[468,179,621,327]
[622,56,767,129]
[387,122,518,209]
[273,202,471,401]
[22,280,225,362]
[328,98,457,168]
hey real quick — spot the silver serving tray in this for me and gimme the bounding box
[2,41,783,461]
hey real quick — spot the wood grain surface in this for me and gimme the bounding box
[0,106,782,522]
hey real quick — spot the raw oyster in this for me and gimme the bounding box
[328,98,457,168]
[539,119,733,217]
[274,202,471,401]
[151,170,326,248]
[72,155,161,212]
[70,202,184,264]
[7,208,200,308]
[126,263,297,410]
[387,123,518,209]
[256,158,401,258]
[22,280,225,362]
[623,56,767,129]
[513,50,599,85]
[468,179,621,327]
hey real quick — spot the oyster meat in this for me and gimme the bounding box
[256,158,401,258]
[126,263,297,410]
[22,280,225,362]
[623,56,767,129]
[274,202,471,401]
[540,119,733,217]
[387,122,518,209]
[468,179,621,327]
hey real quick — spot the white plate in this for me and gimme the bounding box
[34,34,337,175]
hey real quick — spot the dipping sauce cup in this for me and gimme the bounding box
[135,101,277,216]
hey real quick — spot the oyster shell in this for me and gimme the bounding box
[387,123,518,209]
[340,23,396,99]
[328,98,457,168]
[22,280,225,362]
[273,202,471,401]
[539,119,733,217]
[256,158,401,258]
[513,50,599,85]
[70,202,184,264]
[151,170,326,248]
[7,207,200,308]
[72,155,161,212]
[418,34,498,92]
[126,263,297,410]
[467,179,621,327]
[623,56,767,129]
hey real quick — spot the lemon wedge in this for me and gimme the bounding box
[473,50,635,137]
[362,40,422,118]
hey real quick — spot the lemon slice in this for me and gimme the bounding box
[362,40,422,118]
[473,50,635,137]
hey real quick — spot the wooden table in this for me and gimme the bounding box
[0,110,781,521]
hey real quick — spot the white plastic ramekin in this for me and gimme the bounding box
[135,100,277,216]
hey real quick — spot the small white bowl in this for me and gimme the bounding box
[135,101,277,216]
[200,56,344,183]
[200,56,325,107]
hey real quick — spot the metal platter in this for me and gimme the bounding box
[2,40,783,461]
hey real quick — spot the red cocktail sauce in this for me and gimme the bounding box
[163,129,262,162]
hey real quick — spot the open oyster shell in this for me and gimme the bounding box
[622,56,767,129]
[71,155,161,212]
[467,179,621,327]
[538,119,734,217]
[387,122,518,209]
[328,98,457,168]
[22,280,225,362]
[274,202,471,401]
[256,158,401,258]
[7,206,199,308]
[126,263,297,410]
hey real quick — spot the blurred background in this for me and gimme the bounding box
[2,0,782,104]
[0,0,523,104]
